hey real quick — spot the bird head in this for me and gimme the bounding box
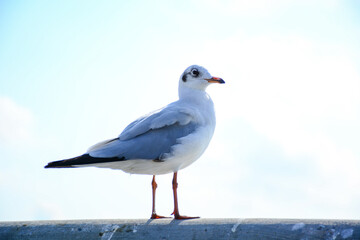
[179,65,225,91]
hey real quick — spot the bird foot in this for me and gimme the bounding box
[150,213,170,219]
[172,213,200,220]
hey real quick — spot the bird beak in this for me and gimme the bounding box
[205,77,225,84]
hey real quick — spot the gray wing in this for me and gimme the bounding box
[87,107,197,160]
[118,105,192,140]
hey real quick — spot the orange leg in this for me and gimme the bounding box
[150,175,167,219]
[172,172,199,219]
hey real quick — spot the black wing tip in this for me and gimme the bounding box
[44,154,126,169]
[44,160,75,168]
[44,154,88,169]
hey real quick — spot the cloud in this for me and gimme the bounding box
[233,35,360,173]
[0,96,35,146]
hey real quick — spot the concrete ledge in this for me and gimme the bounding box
[1,218,359,239]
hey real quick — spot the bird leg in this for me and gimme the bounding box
[171,172,199,219]
[150,175,167,219]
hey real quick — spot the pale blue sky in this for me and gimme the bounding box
[1,0,360,221]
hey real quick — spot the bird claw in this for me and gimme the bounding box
[176,215,199,219]
[174,215,200,219]
[171,212,200,220]
[150,213,171,219]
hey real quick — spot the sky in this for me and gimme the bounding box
[0,0,360,221]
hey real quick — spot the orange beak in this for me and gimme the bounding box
[205,77,225,84]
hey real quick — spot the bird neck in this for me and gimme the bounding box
[178,86,210,103]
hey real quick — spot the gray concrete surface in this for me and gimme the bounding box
[1,218,360,239]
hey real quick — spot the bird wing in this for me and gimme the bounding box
[85,105,197,160]
[118,105,193,141]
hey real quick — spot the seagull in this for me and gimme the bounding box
[45,65,225,219]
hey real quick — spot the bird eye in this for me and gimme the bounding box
[191,68,199,77]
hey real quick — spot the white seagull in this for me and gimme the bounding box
[45,65,225,219]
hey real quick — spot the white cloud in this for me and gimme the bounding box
[203,34,359,141]
[0,96,35,146]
